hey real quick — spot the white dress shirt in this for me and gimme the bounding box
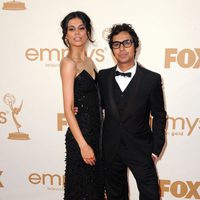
[115,63,137,92]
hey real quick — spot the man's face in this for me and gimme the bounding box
[112,31,135,68]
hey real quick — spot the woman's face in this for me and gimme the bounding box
[66,18,88,47]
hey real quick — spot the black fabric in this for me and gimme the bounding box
[64,70,104,200]
[113,79,132,117]
[98,64,166,163]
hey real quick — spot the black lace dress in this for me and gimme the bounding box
[64,70,104,200]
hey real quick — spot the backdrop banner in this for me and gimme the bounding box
[1,0,200,199]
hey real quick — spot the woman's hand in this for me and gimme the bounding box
[80,144,96,166]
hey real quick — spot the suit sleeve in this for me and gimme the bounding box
[150,75,166,156]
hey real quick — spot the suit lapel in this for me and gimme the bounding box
[107,66,121,121]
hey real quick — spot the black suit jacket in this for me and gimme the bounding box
[98,63,166,163]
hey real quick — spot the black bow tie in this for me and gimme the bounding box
[115,71,131,77]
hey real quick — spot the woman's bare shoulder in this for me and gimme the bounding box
[60,57,77,76]
[60,57,76,68]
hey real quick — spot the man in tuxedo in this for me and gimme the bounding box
[98,23,166,200]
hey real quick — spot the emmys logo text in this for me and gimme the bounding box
[25,47,105,66]
[0,111,7,124]
[0,171,3,188]
[29,172,64,191]
[166,116,200,136]
[165,48,200,68]
[160,179,200,199]
[57,113,67,131]
[57,114,200,135]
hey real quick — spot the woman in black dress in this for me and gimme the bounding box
[60,11,104,200]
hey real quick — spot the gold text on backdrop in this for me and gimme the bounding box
[0,111,7,124]
[57,113,67,131]
[160,180,200,199]
[29,173,65,186]
[25,48,105,63]
[166,116,200,136]
[165,48,200,68]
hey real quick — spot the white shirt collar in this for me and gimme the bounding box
[116,62,137,78]
[115,62,137,92]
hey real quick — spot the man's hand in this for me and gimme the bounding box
[74,107,78,115]
[151,153,158,165]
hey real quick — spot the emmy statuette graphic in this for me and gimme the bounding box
[102,28,111,41]
[2,0,26,10]
[4,93,30,140]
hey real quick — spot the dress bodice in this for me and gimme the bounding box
[74,69,100,127]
